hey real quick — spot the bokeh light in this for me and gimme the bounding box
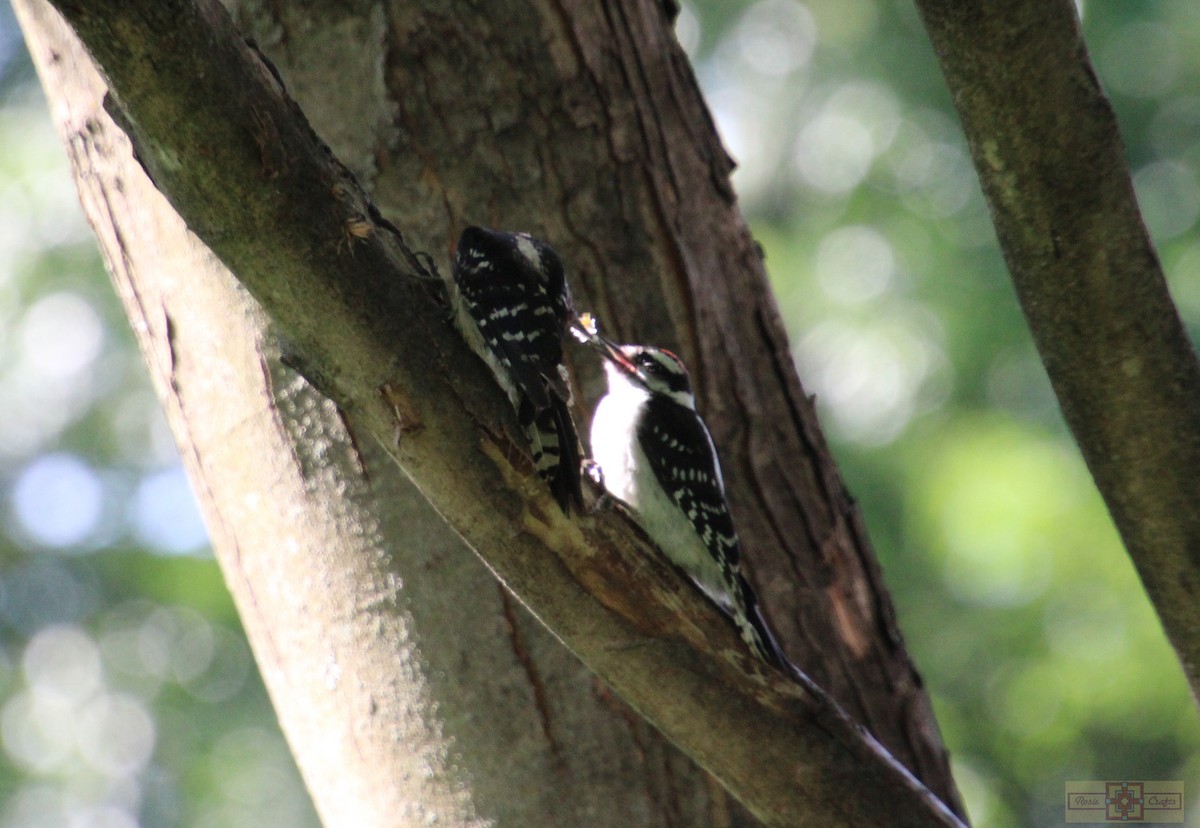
[815,225,895,303]
[19,291,104,379]
[698,1,1200,824]
[1,2,1198,827]
[734,0,816,77]
[1133,159,1200,241]
[1095,22,1179,100]
[11,454,104,549]
[0,39,315,825]
[130,468,209,555]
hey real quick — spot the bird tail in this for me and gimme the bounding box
[519,394,584,514]
[732,573,793,673]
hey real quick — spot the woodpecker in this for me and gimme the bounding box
[584,330,790,669]
[451,226,583,512]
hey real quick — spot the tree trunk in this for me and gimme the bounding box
[915,0,1200,702]
[16,0,965,824]
[17,6,761,826]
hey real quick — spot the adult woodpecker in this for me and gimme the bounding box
[584,328,789,668]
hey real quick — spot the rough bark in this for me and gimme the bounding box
[19,0,966,824]
[288,0,961,805]
[17,5,761,828]
[915,0,1200,698]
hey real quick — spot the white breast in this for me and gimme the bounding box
[589,369,645,507]
[590,369,731,607]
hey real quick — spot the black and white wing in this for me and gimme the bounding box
[636,395,787,667]
[453,226,571,409]
[452,226,582,511]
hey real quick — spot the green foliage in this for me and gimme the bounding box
[2,1,1199,826]
[0,24,319,824]
[686,0,1200,824]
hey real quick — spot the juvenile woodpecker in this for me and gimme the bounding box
[451,226,583,512]
[585,331,789,669]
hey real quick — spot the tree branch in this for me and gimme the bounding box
[915,0,1200,699]
[33,0,964,824]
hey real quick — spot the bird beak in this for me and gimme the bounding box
[593,334,639,376]
[571,316,638,375]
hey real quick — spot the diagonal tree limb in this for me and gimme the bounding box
[915,0,1200,699]
[32,0,964,824]
[19,7,757,822]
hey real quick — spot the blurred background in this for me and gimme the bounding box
[1,0,1199,825]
